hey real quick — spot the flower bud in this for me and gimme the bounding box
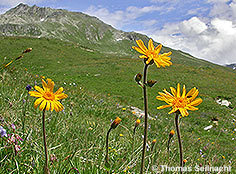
[111,117,122,129]
[135,73,142,82]
[135,119,141,128]
[147,80,157,87]
[169,129,175,137]
[152,139,157,144]
[23,48,32,54]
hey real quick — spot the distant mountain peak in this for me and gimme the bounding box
[0,3,149,54]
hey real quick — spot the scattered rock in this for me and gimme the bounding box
[216,99,231,107]
[204,125,213,130]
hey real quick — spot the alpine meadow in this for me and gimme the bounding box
[0,3,236,174]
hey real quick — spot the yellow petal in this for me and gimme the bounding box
[54,101,64,112]
[154,44,162,55]
[179,108,187,117]
[139,55,147,59]
[39,100,47,111]
[34,86,45,94]
[132,46,146,55]
[45,101,51,111]
[53,101,59,112]
[42,79,48,91]
[55,87,64,95]
[170,87,176,97]
[29,91,42,98]
[47,79,54,92]
[186,105,199,111]
[34,98,44,109]
[190,98,202,106]
[136,40,148,52]
[177,83,181,97]
[186,87,196,97]
[154,60,161,68]
[190,89,199,101]
[49,101,54,111]
[148,39,154,51]
[168,107,177,114]
[55,93,68,100]
[157,105,171,110]
[161,51,172,57]
[156,96,165,101]
[182,85,186,98]
[146,58,153,64]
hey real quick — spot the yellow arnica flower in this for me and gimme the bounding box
[29,78,68,112]
[156,83,202,117]
[132,39,172,68]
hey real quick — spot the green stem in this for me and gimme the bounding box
[105,127,112,163]
[140,64,149,174]
[131,127,137,160]
[175,112,183,173]
[42,110,50,174]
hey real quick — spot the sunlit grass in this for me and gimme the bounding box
[0,36,235,173]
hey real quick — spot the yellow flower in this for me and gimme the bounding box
[152,139,157,144]
[119,134,124,137]
[29,78,68,112]
[156,83,202,117]
[183,159,187,163]
[132,39,172,68]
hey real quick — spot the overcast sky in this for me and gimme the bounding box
[0,0,236,65]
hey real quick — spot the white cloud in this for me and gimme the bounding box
[85,5,162,28]
[140,0,236,65]
[179,17,207,36]
[146,16,236,65]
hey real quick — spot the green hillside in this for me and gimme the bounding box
[0,36,235,173]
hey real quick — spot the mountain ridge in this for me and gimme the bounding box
[0,3,150,54]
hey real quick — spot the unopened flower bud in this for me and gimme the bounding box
[23,48,32,54]
[135,73,142,82]
[147,80,157,87]
[152,139,157,144]
[111,117,121,129]
[135,119,141,128]
[169,130,175,137]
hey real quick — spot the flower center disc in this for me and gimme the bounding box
[44,92,55,100]
[173,97,187,108]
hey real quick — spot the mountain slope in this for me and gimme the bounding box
[0,3,148,54]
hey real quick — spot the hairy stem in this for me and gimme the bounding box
[140,64,149,174]
[42,110,50,174]
[105,127,112,163]
[175,112,183,173]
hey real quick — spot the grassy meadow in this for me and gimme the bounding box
[0,36,236,173]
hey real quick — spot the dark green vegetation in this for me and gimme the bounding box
[0,36,236,173]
